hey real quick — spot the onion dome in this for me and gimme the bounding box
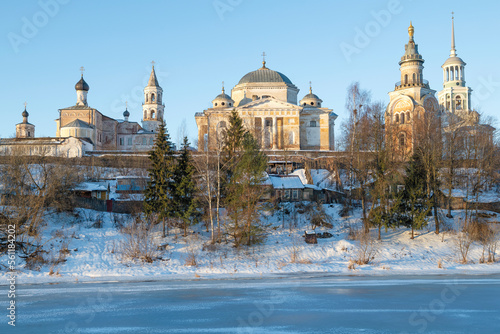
[300,84,323,107]
[212,84,234,108]
[75,75,89,91]
[22,107,29,118]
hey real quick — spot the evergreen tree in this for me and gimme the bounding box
[225,132,268,247]
[398,152,432,239]
[143,120,175,237]
[172,137,198,237]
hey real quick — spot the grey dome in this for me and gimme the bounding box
[238,66,293,85]
[123,108,130,117]
[303,93,321,100]
[214,92,232,101]
[443,56,466,66]
[22,108,29,118]
[75,76,89,91]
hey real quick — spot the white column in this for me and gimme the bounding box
[272,116,277,150]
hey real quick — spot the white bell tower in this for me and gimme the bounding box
[142,62,164,132]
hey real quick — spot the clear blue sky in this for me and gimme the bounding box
[1,0,498,146]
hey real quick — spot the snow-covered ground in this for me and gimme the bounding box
[1,204,499,285]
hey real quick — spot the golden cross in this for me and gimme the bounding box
[24,101,27,109]
[125,100,128,109]
[451,11,454,19]
[151,60,155,68]
[262,52,266,62]
[80,66,85,75]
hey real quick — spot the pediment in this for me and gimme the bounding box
[237,97,302,111]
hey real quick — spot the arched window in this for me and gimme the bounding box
[446,68,449,81]
[151,93,155,102]
[395,114,399,123]
[145,94,148,102]
[151,110,155,119]
[455,95,462,110]
[310,120,317,127]
[318,103,321,107]
[289,131,295,145]
[399,133,405,148]
[221,102,225,106]
[450,67,454,80]
[404,74,408,84]
[406,112,410,122]
[401,113,405,124]
[412,73,416,84]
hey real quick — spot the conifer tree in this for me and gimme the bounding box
[173,137,198,237]
[143,120,175,237]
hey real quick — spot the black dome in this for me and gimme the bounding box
[75,76,89,91]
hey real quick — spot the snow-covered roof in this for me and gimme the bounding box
[269,175,304,189]
[74,182,108,192]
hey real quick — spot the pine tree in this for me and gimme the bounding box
[143,120,175,237]
[172,137,198,237]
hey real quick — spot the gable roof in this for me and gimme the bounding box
[61,119,93,128]
[237,97,302,111]
[268,175,305,189]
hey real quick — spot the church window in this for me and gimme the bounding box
[310,102,315,105]
[28,131,31,137]
[406,112,410,122]
[404,74,408,85]
[318,103,321,107]
[303,103,306,106]
[221,102,225,106]
[455,96,462,110]
[142,137,146,145]
[265,120,271,127]
[229,103,232,106]
[214,103,218,106]
[146,94,148,102]
[401,113,405,124]
[310,120,317,127]
[128,138,132,145]
[395,114,399,123]
[151,110,156,119]
[399,133,405,148]
[151,93,155,102]
[412,73,416,83]
[120,138,124,146]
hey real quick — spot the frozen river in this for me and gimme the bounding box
[2,274,500,333]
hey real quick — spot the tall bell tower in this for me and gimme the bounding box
[142,62,164,132]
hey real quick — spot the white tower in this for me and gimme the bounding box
[438,14,472,116]
[142,62,164,132]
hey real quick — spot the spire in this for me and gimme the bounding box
[222,81,225,94]
[450,12,457,57]
[309,81,312,94]
[408,21,414,41]
[147,61,160,87]
[261,52,267,68]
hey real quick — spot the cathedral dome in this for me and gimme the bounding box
[75,76,90,91]
[238,62,293,85]
[22,108,29,118]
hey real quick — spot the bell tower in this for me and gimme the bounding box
[438,14,472,116]
[142,62,164,132]
[16,102,35,138]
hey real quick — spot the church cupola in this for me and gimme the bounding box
[300,82,323,107]
[212,82,234,108]
[442,14,466,89]
[123,102,130,122]
[16,102,35,138]
[142,62,164,132]
[75,67,89,106]
[396,22,428,90]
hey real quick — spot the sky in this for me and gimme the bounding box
[1,0,499,146]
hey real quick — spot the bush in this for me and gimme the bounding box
[119,217,159,263]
